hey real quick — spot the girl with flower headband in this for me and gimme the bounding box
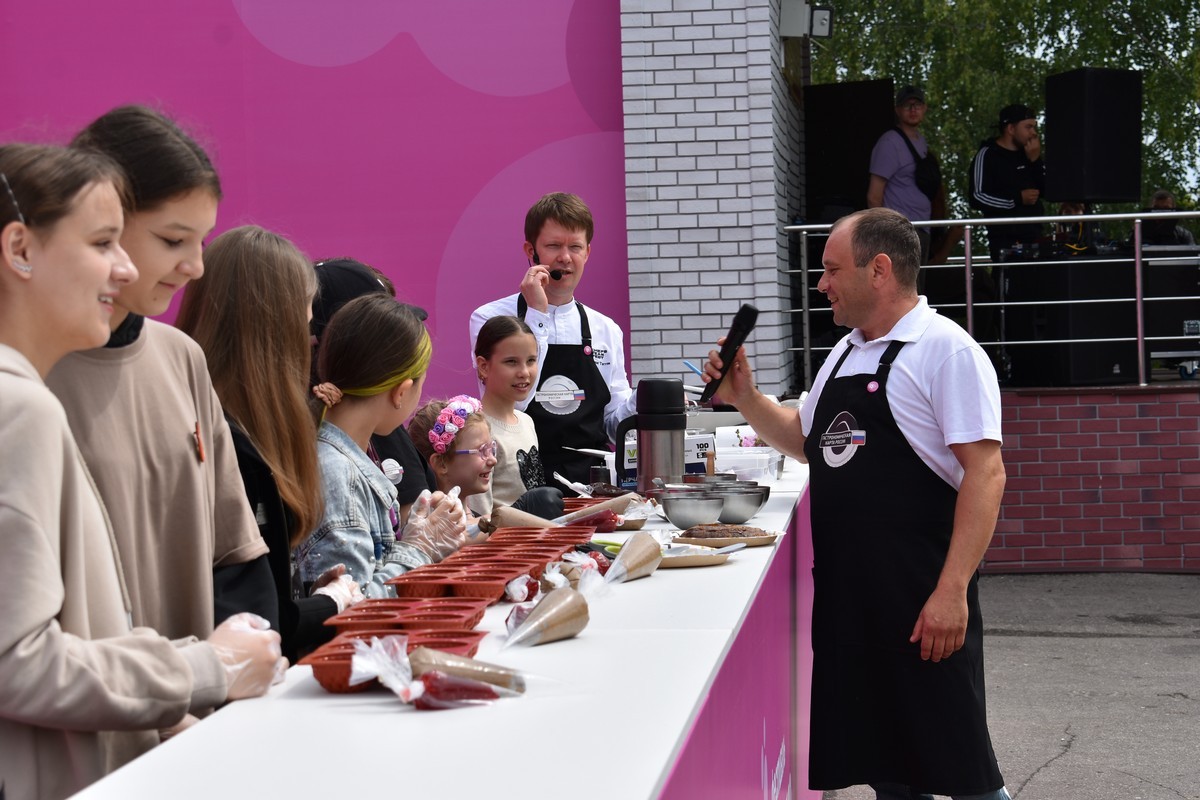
[301,294,467,598]
[408,394,497,523]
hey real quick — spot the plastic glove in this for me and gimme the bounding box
[313,573,365,612]
[311,563,348,591]
[206,612,288,701]
[401,488,468,561]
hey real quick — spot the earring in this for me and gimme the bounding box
[12,260,31,274]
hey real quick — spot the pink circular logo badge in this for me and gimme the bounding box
[584,346,592,356]
[867,381,879,393]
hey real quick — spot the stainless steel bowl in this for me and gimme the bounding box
[726,480,770,503]
[661,495,724,528]
[709,487,767,524]
[646,487,704,504]
[661,483,709,492]
[682,472,739,484]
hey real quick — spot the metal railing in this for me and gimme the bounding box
[784,210,1200,388]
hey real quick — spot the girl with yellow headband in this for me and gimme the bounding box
[300,294,466,597]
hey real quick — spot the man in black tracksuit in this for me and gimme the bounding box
[969,104,1046,261]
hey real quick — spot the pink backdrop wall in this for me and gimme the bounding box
[0,0,629,400]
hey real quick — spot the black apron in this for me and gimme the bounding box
[517,296,610,486]
[803,340,1002,796]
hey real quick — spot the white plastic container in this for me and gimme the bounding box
[713,446,783,482]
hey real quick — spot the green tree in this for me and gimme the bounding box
[811,0,1200,220]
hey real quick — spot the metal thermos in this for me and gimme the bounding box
[613,378,686,494]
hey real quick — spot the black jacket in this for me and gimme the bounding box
[969,138,1046,253]
[228,416,336,662]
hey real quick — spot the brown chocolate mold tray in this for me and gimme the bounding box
[301,650,375,693]
[445,574,509,603]
[503,543,574,556]
[470,556,547,579]
[552,524,599,539]
[327,628,486,657]
[456,563,530,581]
[301,627,488,692]
[483,534,552,546]
[389,579,455,598]
[486,526,553,537]
[404,628,488,657]
[326,597,489,628]
[562,497,605,509]
[324,609,406,632]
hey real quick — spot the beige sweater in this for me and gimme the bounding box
[46,320,268,640]
[0,346,226,800]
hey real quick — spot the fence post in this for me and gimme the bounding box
[1134,217,1147,386]
[963,224,974,337]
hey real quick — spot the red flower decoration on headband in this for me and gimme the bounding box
[428,395,482,454]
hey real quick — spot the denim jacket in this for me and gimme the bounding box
[296,421,430,598]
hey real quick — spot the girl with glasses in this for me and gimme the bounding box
[409,395,497,526]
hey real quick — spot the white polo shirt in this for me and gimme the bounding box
[800,297,1002,490]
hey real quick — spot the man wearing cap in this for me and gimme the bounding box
[868,85,941,261]
[969,104,1046,261]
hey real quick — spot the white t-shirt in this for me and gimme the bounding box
[800,297,1002,490]
[484,409,543,507]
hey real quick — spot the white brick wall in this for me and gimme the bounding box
[620,0,803,396]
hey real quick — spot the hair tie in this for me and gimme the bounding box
[312,382,344,409]
[428,394,482,454]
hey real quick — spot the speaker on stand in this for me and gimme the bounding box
[799,79,894,383]
[1044,68,1142,204]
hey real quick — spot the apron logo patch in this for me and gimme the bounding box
[818,410,866,468]
[534,375,585,416]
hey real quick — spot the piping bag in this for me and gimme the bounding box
[605,531,663,583]
[503,567,606,648]
[551,492,642,524]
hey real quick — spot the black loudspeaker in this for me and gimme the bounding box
[798,80,894,384]
[803,79,895,223]
[1044,68,1142,203]
[1142,246,1200,355]
[1004,258,1138,387]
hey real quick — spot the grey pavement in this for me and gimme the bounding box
[823,573,1200,800]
